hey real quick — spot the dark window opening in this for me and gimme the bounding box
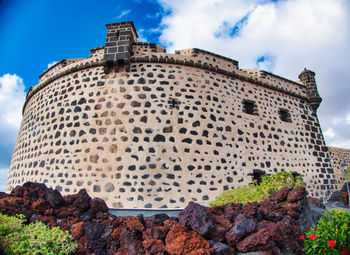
[279,109,292,123]
[248,169,266,185]
[291,171,303,181]
[243,100,258,115]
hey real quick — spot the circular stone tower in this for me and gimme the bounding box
[6,21,339,208]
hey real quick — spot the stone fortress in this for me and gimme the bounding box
[5,21,350,209]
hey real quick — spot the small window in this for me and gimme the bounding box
[279,109,292,123]
[250,169,266,185]
[168,98,180,109]
[243,100,258,115]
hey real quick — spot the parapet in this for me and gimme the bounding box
[133,42,166,55]
[175,48,239,70]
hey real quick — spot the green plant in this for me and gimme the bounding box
[303,210,350,255]
[209,171,305,206]
[0,213,77,255]
[259,171,305,197]
[208,184,266,206]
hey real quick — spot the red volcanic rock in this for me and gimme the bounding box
[178,201,214,237]
[41,215,57,227]
[261,222,285,247]
[287,186,306,202]
[0,197,29,217]
[115,216,145,232]
[274,187,291,202]
[236,228,272,253]
[54,206,76,218]
[21,182,49,205]
[0,192,9,200]
[207,214,233,242]
[90,197,108,213]
[225,214,256,246]
[30,198,51,214]
[71,221,85,239]
[75,242,90,255]
[307,196,326,209]
[0,183,313,255]
[44,189,65,209]
[111,217,140,240]
[112,216,146,254]
[143,226,168,241]
[205,205,233,241]
[10,185,25,197]
[142,239,167,255]
[58,218,71,231]
[64,189,91,213]
[165,220,213,255]
[144,218,164,228]
[116,226,144,255]
[241,202,259,218]
[29,214,57,227]
[258,198,286,222]
[84,221,102,240]
[67,216,81,225]
[223,202,242,222]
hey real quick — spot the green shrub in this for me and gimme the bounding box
[208,184,266,206]
[259,171,304,197]
[0,213,77,255]
[209,171,305,206]
[303,210,350,255]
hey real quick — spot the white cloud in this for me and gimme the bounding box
[156,0,350,149]
[47,61,58,69]
[0,74,26,162]
[0,168,9,192]
[137,28,149,42]
[115,9,131,19]
[324,128,336,140]
[137,26,164,43]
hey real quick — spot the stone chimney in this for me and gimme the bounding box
[103,21,138,73]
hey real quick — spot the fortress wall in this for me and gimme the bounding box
[6,56,338,208]
[328,146,350,188]
[131,52,308,99]
[133,43,166,55]
[90,47,105,59]
[39,58,86,83]
[175,48,239,71]
[243,69,307,98]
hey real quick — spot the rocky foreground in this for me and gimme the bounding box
[0,183,324,255]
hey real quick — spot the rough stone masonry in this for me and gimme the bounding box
[5,21,350,209]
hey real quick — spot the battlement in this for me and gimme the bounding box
[242,69,307,98]
[133,42,166,55]
[38,58,86,83]
[26,43,312,115]
[175,48,239,69]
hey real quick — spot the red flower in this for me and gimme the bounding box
[299,234,305,240]
[310,234,317,240]
[328,240,336,248]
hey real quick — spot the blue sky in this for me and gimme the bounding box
[0,0,164,88]
[1,0,350,191]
